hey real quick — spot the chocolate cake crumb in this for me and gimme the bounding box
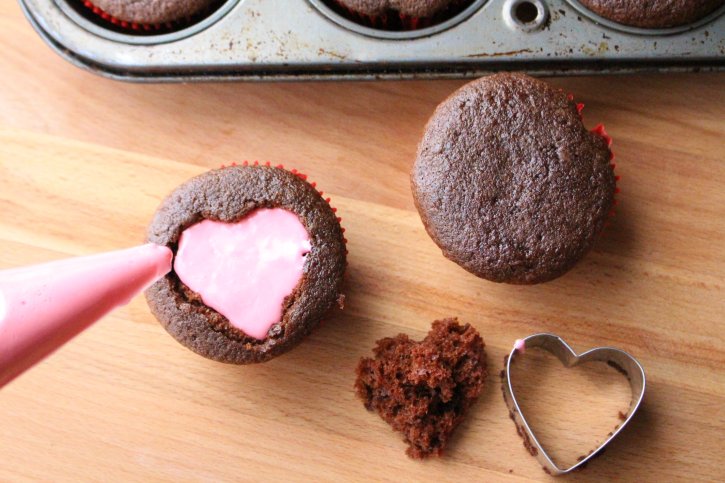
[521,428,538,456]
[607,360,629,377]
[576,447,607,471]
[354,318,487,458]
[618,411,627,421]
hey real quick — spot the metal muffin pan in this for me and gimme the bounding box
[19,0,725,81]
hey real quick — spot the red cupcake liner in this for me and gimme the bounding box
[569,95,619,235]
[329,0,474,31]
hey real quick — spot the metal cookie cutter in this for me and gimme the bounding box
[501,334,646,475]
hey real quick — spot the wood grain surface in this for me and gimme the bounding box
[1,1,725,481]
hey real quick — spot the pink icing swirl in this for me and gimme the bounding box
[174,208,311,341]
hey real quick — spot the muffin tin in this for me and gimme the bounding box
[19,0,725,81]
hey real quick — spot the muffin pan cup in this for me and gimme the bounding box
[19,0,725,81]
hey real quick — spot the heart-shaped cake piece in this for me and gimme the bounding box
[355,318,487,458]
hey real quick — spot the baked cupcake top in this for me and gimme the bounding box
[411,74,615,285]
[145,165,346,364]
[578,0,725,28]
[91,0,216,25]
[337,0,458,18]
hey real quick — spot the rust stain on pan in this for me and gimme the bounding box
[467,49,534,58]
[318,48,347,60]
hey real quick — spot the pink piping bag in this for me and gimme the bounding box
[0,244,172,388]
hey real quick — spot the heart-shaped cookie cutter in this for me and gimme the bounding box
[501,334,646,475]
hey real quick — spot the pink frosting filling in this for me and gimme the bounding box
[174,208,311,341]
[514,339,527,355]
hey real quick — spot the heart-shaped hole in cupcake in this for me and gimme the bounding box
[174,208,311,341]
[508,347,632,469]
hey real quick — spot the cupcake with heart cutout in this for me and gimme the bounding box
[145,163,347,364]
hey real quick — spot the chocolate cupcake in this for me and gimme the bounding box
[578,0,725,28]
[145,164,347,364]
[337,0,458,18]
[411,74,616,285]
[355,318,487,458]
[83,0,217,30]
[329,0,474,31]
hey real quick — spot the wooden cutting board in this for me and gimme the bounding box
[1,1,724,481]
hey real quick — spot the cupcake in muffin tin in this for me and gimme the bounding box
[577,0,725,29]
[336,0,465,18]
[316,0,477,31]
[74,0,725,35]
[75,0,227,33]
[91,0,215,25]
